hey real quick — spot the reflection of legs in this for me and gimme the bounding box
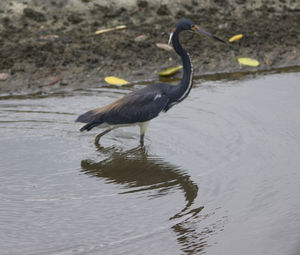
[139,121,150,146]
[94,128,113,145]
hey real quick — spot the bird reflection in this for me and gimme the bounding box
[80,145,212,254]
[80,145,198,216]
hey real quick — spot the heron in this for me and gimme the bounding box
[76,19,224,145]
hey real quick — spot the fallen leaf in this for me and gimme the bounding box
[134,34,148,42]
[156,43,173,51]
[229,34,243,43]
[264,56,273,66]
[0,73,9,81]
[43,76,61,86]
[95,25,126,35]
[39,34,59,41]
[238,58,260,67]
[288,55,297,61]
[159,66,183,76]
[104,76,129,85]
[218,23,228,29]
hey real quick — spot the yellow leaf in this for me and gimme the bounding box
[104,76,129,85]
[237,58,260,67]
[229,34,243,43]
[159,66,183,76]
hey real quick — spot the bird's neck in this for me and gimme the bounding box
[172,30,193,103]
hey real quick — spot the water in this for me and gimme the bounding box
[0,70,300,255]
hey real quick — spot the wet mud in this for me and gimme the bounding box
[0,0,299,94]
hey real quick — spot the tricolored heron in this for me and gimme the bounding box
[76,19,224,145]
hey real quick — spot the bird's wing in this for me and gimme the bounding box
[110,91,169,124]
[76,87,169,131]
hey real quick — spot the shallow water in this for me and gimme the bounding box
[0,70,300,255]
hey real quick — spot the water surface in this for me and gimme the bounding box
[0,70,300,255]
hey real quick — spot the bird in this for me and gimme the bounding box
[76,19,224,145]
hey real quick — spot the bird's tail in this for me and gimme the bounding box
[79,121,100,132]
[76,109,104,132]
[75,109,97,123]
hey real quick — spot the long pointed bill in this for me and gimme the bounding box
[192,25,225,43]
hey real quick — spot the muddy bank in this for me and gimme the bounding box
[0,0,299,94]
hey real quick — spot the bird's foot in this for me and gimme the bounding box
[94,128,113,145]
[94,134,101,145]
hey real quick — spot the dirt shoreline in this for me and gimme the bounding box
[0,0,299,95]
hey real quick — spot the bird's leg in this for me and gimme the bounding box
[94,128,113,145]
[139,121,150,146]
[140,134,145,146]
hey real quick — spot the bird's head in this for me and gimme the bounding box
[168,18,225,44]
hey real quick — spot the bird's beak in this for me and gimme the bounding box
[192,25,225,43]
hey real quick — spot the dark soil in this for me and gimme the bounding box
[0,0,299,94]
